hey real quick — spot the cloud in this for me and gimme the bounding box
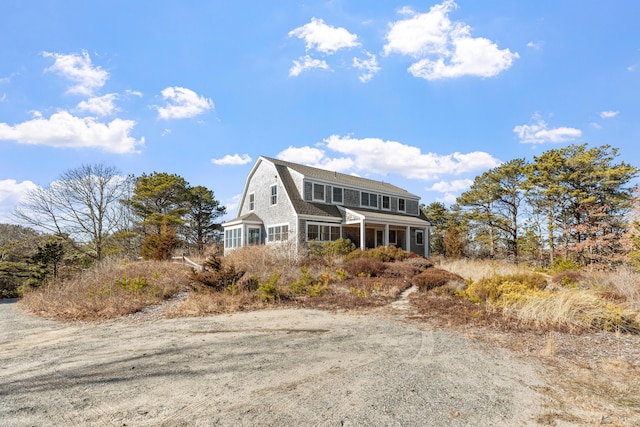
[289,55,331,77]
[289,17,360,54]
[590,122,602,129]
[211,153,252,165]
[383,0,518,80]
[513,115,582,144]
[600,110,619,119]
[155,87,214,120]
[427,179,473,193]
[277,135,499,181]
[0,179,38,223]
[0,110,143,153]
[76,93,119,116]
[353,52,381,82]
[43,50,109,96]
[526,41,544,50]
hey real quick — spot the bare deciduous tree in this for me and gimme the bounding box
[15,163,132,262]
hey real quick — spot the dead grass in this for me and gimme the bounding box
[19,259,187,321]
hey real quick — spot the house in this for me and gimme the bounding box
[222,156,431,256]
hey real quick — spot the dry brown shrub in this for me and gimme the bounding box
[19,260,187,321]
[412,268,465,292]
[552,270,586,287]
[345,258,385,277]
[168,289,266,317]
[223,244,300,284]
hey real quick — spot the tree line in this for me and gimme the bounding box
[422,144,639,268]
[1,164,225,294]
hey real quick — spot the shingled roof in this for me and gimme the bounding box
[262,156,418,198]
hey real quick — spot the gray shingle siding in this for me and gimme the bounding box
[406,199,419,216]
[344,189,359,207]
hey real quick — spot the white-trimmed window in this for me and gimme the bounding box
[361,191,378,208]
[270,185,277,206]
[307,223,341,241]
[382,195,390,210]
[416,230,424,245]
[248,227,261,245]
[268,224,289,242]
[332,186,343,204]
[248,193,255,211]
[225,227,242,249]
[313,183,325,202]
[398,198,406,212]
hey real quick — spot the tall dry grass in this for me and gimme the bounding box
[19,259,188,321]
[434,256,532,282]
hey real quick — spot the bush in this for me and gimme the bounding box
[464,273,548,306]
[258,271,280,302]
[345,258,385,277]
[413,268,465,292]
[189,254,245,292]
[552,270,585,287]
[308,238,356,257]
[344,246,409,263]
[114,275,150,293]
[551,257,581,273]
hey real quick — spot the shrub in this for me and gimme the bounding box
[289,268,330,297]
[345,258,385,277]
[552,270,585,287]
[308,238,356,257]
[464,273,548,305]
[335,268,348,281]
[141,230,180,261]
[258,271,280,302]
[189,253,245,292]
[115,275,150,293]
[413,268,465,292]
[550,257,581,273]
[344,246,409,263]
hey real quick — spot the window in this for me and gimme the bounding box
[361,191,377,208]
[398,198,406,212]
[248,193,255,211]
[332,186,343,204]
[389,230,397,245]
[270,185,277,205]
[225,228,242,249]
[248,227,261,245]
[307,223,341,241]
[268,224,288,242]
[313,183,325,202]
[416,230,424,246]
[382,195,390,210]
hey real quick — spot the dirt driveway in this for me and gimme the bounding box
[0,299,547,426]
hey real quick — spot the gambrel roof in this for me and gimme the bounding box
[262,156,419,199]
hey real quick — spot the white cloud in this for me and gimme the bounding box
[161,128,172,136]
[383,0,518,80]
[0,179,38,223]
[600,110,619,119]
[0,93,6,103]
[278,135,499,181]
[155,87,214,120]
[0,110,143,153]
[43,50,109,96]
[628,65,637,72]
[277,146,326,164]
[289,17,360,54]
[0,77,10,84]
[222,193,242,219]
[125,89,143,97]
[211,153,252,165]
[353,52,381,82]
[427,179,473,193]
[513,116,582,144]
[289,55,331,77]
[526,41,544,50]
[76,93,119,116]
[590,122,602,129]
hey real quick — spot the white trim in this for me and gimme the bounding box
[267,222,289,242]
[382,195,391,211]
[270,184,278,206]
[247,226,261,245]
[332,186,343,204]
[312,182,325,202]
[248,192,255,211]
[416,229,424,246]
[398,198,406,213]
[306,222,342,242]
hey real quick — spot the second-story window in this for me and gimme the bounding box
[313,183,325,202]
[332,186,343,204]
[248,193,255,211]
[382,195,390,210]
[398,198,406,212]
[270,185,277,205]
[361,191,377,208]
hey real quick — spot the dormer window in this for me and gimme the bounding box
[382,195,390,210]
[398,198,406,212]
[361,191,377,208]
[332,186,343,204]
[313,183,325,202]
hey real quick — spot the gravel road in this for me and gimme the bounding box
[0,298,547,426]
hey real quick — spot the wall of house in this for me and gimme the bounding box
[240,161,298,238]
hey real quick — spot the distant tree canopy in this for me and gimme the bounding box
[451,144,638,267]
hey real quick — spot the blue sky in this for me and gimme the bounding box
[1,0,639,223]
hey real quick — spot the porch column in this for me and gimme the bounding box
[425,227,430,258]
[360,219,366,250]
[384,224,389,246]
[405,226,410,252]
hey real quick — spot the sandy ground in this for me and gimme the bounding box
[0,296,549,426]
